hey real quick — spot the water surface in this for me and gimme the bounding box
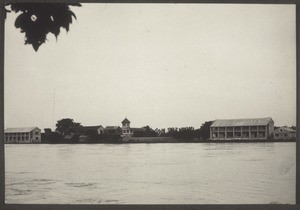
[5,143,295,204]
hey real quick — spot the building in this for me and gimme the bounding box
[75,125,105,135]
[121,118,145,137]
[274,126,296,140]
[5,127,41,143]
[121,118,133,137]
[210,117,274,140]
[104,126,122,135]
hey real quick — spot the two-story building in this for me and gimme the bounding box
[5,127,42,143]
[210,117,274,140]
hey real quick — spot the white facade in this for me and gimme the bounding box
[121,118,133,137]
[5,127,41,143]
[210,118,274,140]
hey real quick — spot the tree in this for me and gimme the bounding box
[133,125,157,137]
[55,118,81,136]
[5,3,81,51]
[199,121,213,140]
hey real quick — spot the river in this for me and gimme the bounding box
[5,142,295,204]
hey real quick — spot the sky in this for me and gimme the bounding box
[4,3,296,130]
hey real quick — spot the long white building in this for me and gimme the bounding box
[210,117,274,140]
[4,127,41,143]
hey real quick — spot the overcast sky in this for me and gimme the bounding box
[4,3,296,130]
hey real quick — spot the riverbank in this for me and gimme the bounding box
[4,138,296,144]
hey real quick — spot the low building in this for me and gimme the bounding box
[274,126,296,140]
[105,126,122,135]
[210,117,274,140]
[75,125,105,135]
[5,127,41,143]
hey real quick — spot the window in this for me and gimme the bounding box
[212,132,218,138]
[284,133,288,137]
[36,137,39,140]
[242,132,249,138]
[234,132,241,138]
[36,131,39,135]
[219,132,225,138]
[250,126,257,130]
[275,133,279,137]
[227,132,233,138]
[251,132,257,138]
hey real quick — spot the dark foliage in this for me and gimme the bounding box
[55,118,82,136]
[166,127,194,141]
[163,121,213,141]
[199,121,213,140]
[41,131,63,143]
[134,126,157,137]
[6,3,81,51]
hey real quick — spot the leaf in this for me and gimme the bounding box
[10,3,81,51]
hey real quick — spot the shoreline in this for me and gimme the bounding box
[4,139,296,144]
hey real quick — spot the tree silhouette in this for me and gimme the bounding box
[55,118,82,136]
[5,3,81,51]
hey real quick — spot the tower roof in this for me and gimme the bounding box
[122,118,130,124]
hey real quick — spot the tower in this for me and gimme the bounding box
[122,118,130,129]
[121,118,132,137]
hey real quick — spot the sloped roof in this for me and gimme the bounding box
[211,117,273,127]
[105,126,121,130]
[5,127,39,133]
[275,127,296,133]
[132,127,145,131]
[122,118,130,124]
[75,126,103,132]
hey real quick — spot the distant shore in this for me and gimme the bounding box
[4,138,296,144]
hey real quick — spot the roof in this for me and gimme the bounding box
[211,117,273,127]
[275,127,296,133]
[5,127,40,133]
[132,128,145,131]
[105,126,121,130]
[122,118,130,124]
[75,126,103,132]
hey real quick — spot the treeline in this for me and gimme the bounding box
[41,118,214,143]
[133,121,213,141]
[42,118,122,143]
